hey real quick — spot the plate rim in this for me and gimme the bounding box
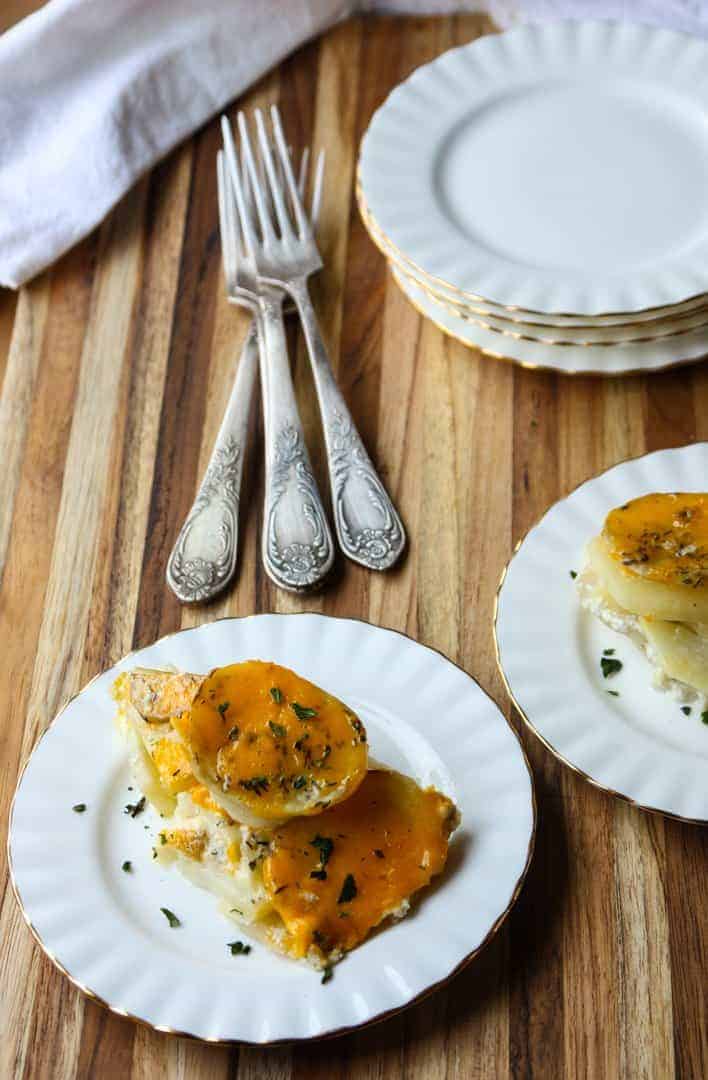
[358,19,708,317]
[388,261,708,379]
[492,445,708,825]
[8,611,538,1045]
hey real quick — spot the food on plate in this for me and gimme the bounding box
[113,661,460,971]
[114,661,369,826]
[577,492,708,704]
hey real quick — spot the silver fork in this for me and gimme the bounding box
[220,125,334,593]
[224,106,406,572]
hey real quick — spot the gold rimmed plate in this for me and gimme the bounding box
[494,445,708,823]
[358,21,708,317]
[9,614,536,1044]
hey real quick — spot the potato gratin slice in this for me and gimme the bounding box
[113,662,460,972]
[578,492,708,701]
[172,661,369,827]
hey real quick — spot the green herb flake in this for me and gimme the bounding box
[270,687,283,704]
[606,690,620,697]
[228,940,251,955]
[122,860,132,873]
[569,570,578,580]
[72,803,87,813]
[603,648,615,656]
[124,796,146,818]
[160,907,180,928]
[374,849,385,859]
[228,726,240,741]
[310,835,334,866]
[293,775,307,790]
[269,720,287,739]
[291,702,317,721]
[337,873,357,904]
[681,706,692,716]
[160,833,167,844]
[239,776,269,796]
[701,711,708,726]
[600,657,623,679]
[321,965,334,985]
[217,701,230,716]
[310,869,327,881]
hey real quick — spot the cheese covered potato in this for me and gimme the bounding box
[579,492,708,704]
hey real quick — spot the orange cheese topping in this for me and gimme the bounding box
[162,828,206,861]
[151,737,196,795]
[261,770,458,960]
[173,661,368,821]
[190,783,232,820]
[604,493,708,587]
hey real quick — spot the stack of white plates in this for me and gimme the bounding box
[358,20,708,376]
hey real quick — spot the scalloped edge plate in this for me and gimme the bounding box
[359,20,708,316]
[495,445,708,822]
[9,614,535,1044]
[392,266,708,375]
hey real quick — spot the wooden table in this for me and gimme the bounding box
[1,12,706,1079]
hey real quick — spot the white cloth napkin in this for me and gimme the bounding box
[1,0,706,287]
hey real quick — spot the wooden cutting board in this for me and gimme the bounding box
[0,10,705,1079]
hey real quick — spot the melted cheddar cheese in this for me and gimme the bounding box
[604,493,708,587]
[261,769,458,962]
[173,661,368,824]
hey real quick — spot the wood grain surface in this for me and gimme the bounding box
[1,11,707,1080]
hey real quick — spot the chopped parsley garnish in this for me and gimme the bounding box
[374,849,385,859]
[337,873,357,904]
[310,835,334,866]
[293,776,307,789]
[292,702,317,721]
[270,687,283,704]
[681,706,692,716]
[310,869,327,881]
[228,940,251,955]
[269,720,287,739]
[230,907,244,916]
[239,776,269,795]
[124,796,146,818]
[217,701,230,716]
[702,711,708,726]
[122,861,132,873]
[72,803,86,813]
[228,726,240,741]
[160,833,167,844]
[321,965,334,985]
[606,690,620,697]
[603,648,615,656]
[569,570,578,580]
[160,907,180,928]
[601,657,623,679]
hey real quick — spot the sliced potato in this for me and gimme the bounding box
[639,618,708,694]
[588,534,708,622]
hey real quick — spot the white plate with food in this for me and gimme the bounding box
[9,614,535,1044]
[392,269,708,376]
[495,444,708,822]
[359,20,708,317]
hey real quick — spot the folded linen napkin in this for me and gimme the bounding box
[1,0,705,288]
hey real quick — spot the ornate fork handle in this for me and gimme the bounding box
[166,322,257,603]
[258,288,334,591]
[289,279,406,571]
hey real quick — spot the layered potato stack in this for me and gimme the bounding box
[578,493,708,699]
[113,660,459,970]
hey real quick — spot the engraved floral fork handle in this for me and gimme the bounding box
[258,288,335,591]
[166,323,257,603]
[289,279,406,570]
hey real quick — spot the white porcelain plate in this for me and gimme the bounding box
[360,20,708,316]
[9,614,535,1044]
[495,444,708,822]
[393,268,708,375]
